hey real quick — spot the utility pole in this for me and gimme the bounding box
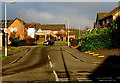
[64,18,70,46]
[4,1,15,56]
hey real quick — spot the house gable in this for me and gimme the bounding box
[7,18,27,44]
[95,6,120,28]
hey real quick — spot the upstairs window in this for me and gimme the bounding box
[10,28,17,32]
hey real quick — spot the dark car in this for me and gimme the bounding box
[43,40,55,45]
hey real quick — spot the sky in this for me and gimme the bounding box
[0,0,119,29]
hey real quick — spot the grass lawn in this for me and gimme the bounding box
[11,47,21,50]
[37,44,43,46]
[0,54,5,59]
[55,41,67,45]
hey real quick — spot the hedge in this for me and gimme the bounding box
[80,16,120,52]
[9,37,35,46]
[80,27,112,52]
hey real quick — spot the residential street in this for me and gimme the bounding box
[1,46,120,82]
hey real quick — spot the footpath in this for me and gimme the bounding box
[0,46,31,67]
[84,48,120,58]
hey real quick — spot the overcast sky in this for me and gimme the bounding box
[0,0,119,29]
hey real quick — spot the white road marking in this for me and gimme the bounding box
[48,55,51,60]
[49,61,53,67]
[47,55,59,81]
[53,70,59,81]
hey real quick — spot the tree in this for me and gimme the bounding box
[75,31,80,37]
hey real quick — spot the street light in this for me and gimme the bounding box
[64,18,70,46]
[4,1,15,56]
[79,25,81,38]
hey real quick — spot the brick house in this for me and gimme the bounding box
[95,6,120,28]
[0,18,28,45]
[7,18,28,44]
[0,19,14,46]
[26,23,36,38]
[0,30,3,48]
[35,24,66,42]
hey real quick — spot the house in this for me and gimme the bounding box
[26,23,36,38]
[68,29,82,39]
[35,24,66,43]
[0,20,3,48]
[7,18,28,44]
[0,19,14,46]
[0,18,28,45]
[95,6,120,28]
[0,30,3,48]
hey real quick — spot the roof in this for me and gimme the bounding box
[109,6,120,15]
[0,18,26,28]
[37,24,66,31]
[69,29,79,35]
[0,19,14,28]
[97,6,120,20]
[25,23,36,28]
[97,12,109,20]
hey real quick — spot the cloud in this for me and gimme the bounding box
[2,2,118,29]
[1,0,120,2]
[19,8,93,29]
[0,1,2,19]
[19,8,56,22]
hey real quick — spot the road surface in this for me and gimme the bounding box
[1,46,119,82]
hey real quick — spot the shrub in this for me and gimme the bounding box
[9,37,19,47]
[18,40,27,46]
[80,27,112,52]
[25,37,35,46]
[70,39,79,47]
[9,37,27,46]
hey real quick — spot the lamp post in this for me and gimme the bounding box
[79,25,81,39]
[64,18,70,46]
[4,1,15,56]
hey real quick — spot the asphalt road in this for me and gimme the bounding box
[1,46,119,82]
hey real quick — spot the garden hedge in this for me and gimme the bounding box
[80,27,112,52]
[80,16,119,52]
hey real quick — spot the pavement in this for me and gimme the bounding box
[1,46,119,67]
[84,48,120,59]
[0,46,31,67]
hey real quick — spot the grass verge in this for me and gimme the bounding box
[11,47,21,50]
[0,54,5,59]
[55,42,67,45]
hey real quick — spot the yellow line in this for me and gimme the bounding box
[89,52,94,55]
[85,51,91,53]
[93,54,99,56]
[98,56,105,58]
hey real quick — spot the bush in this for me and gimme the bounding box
[25,37,35,46]
[9,36,36,46]
[10,42,18,47]
[18,40,27,46]
[108,17,120,48]
[80,27,112,52]
[70,39,79,47]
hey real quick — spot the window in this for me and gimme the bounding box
[44,30,51,34]
[106,19,109,23]
[53,31,58,34]
[10,28,17,32]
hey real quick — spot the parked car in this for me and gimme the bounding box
[43,40,55,45]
